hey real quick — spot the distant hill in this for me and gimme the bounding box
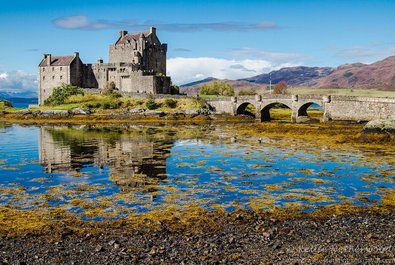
[180,78,267,95]
[180,55,395,95]
[0,92,38,107]
[314,56,395,89]
[181,77,218,87]
[180,77,218,95]
[0,91,38,99]
[241,66,334,86]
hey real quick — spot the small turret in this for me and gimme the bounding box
[119,30,128,38]
[44,54,51,66]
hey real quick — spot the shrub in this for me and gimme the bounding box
[273,81,288,94]
[44,83,84,106]
[343,71,353,78]
[200,81,234,96]
[0,100,13,110]
[238,89,256,96]
[103,81,116,95]
[164,98,177,108]
[170,84,180,95]
[146,97,158,110]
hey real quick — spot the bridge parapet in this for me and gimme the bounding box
[205,94,395,122]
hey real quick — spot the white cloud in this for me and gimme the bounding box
[53,16,110,30]
[167,57,299,85]
[53,16,278,32]
[230,48,308,63]
[0,70,37,94]
[336,45,395,63]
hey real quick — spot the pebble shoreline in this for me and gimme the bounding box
[1,212,394,264]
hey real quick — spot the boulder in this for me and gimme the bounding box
[38,110,71,117]
[71,107,93,115]
[185,108,212,116]
[363,119,395,134]
[144,110,166,117]
[14,109,32,115]
[129,108,145,114]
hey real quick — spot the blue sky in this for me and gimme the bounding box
[1,0,395,94]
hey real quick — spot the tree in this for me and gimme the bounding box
[170,83,180,95]
[238,89,256,96]
[103,81,116,94]
[44,83,84,106]
[200,81,234,96]
[273,81,288,94]
[145,97,158,110]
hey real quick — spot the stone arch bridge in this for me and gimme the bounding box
[206,94,395,122]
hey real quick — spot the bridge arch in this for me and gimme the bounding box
[260,102,293,122]
[236,102,256,118]
[297,102,323,120]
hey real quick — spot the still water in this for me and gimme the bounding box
[0,123,393,219]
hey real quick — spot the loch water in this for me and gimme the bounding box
[0,123,393,219]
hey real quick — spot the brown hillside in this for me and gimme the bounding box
[315,56,395,89]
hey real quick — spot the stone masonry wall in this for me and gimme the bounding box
[327,96,395,120]
[38,65,70,105]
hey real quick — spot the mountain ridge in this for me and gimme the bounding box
[180,55,395,94]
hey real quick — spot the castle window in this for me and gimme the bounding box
[52,76,55,80]
[43,76,45,80]
[43,68,45,72]
[52,67,54,71]
[60,67,63,71]
[60,75,63,80]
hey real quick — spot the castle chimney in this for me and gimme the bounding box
[149,27,156,35]
[98,58,103,64]
[74,52,79,58]
[119,30,128,38]
[44,54,51,66]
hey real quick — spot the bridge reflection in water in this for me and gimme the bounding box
[39,126,173,193]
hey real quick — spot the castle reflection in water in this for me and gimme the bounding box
[38,126,173,192]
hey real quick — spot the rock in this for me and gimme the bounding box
[262,232,271,241]
[363,119,395,134]
[144,110,166,117]
[95,245,103,252]
[198,108,212,115]
[14,109,32,115]
[71,107,93,115]
[38,110,71,117]
[185,108,212,116]
[129,108,145,114]
[185,109,200,116]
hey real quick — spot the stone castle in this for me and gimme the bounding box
[38,27,170,105]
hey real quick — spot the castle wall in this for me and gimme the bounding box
[109,38,142,64]
[82,64,98,88]
[38,28,171,105]
[120,72,155,93]
[69,58,83,87]
[38,65,70,105]
[140,35,167,75]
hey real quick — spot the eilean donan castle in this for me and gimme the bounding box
[38,27,170,105]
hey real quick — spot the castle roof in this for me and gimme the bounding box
[116,32,150,45]
[39,56,75,67]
